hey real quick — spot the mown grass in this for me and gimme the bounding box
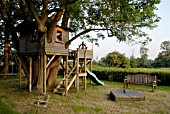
[0,77,170,114]
[0,99,18,114]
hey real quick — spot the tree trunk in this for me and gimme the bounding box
[46,56,62,91]
[3,27,9,74]
[4,40,9,74]
[24,55,62,92]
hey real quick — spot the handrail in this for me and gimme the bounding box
[66,74,77,91]
[64,61,78,80]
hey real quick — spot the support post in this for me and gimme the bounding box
[19,57,22,89]
[40,53,44,92]
[43,54,47,94]
[39,32,46,93]
[84,50,87,90]
[90,59,93,84]
[76,49,79,91]
[65,56,68,77]
[29,57,32,92]
[65,79,68,96]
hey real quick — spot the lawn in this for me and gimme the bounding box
[0,77,170,114]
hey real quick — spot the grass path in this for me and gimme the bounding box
[0,78,170,114]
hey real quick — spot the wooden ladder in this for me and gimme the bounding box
[53,61,78,96]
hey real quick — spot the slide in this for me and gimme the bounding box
[86,68,104,86]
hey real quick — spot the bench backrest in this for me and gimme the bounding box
[126,74,156,85]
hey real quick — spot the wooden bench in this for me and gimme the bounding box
[124,74,157,92]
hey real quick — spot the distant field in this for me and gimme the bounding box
[0,77,170,114]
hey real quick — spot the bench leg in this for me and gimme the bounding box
[124,83,128,89]
[152,85,156,92]
[152,82,157,92]
[152,87,154,92]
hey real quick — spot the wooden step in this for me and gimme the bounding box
[59,84,65,88]
[54,91,64,95]
[53,88,65,95]
[78,73,87,77]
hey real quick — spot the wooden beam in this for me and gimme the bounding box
[90,59,92,85]
[19,57,22,89]
[84,50,87,90]
[43,54,47,94]
[46,54,56,68]
[76,49,79,91]
[29,57,32,92]
[65,79,68,96]
[65,56,68,76]
[60,62,66,72]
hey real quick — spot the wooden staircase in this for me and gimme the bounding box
[53,60,78,95]
[53,74,77,95]
[53,46,89,96]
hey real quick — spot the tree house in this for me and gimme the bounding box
[17,21,94,95]
[17,21,74,93]
[17,21,74,55]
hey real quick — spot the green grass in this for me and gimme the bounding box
[0,77,170,114]
[0,96,18,114]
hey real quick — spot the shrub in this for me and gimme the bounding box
[92,68,170,86]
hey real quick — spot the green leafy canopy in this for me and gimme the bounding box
[0,0,161,46]
[68,0,161,44]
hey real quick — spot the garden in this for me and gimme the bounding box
[0,68,170,114]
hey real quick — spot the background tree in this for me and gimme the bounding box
[0,0,161,91]
[136,45,152,68]
[153,40,170,67]
[130,54,137,68]
[100,51,130,68]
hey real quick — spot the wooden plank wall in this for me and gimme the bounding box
[19,31,39,54]
[19,26,70,55]
[45,27,69,55]
[78,49,93,59]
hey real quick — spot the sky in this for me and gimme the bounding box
[70,0,170,60]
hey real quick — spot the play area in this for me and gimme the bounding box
[12,21,105,107]
[13,21,106,106]
[0,25,164,112]
[14,23,157,106]
[0,21,158,108]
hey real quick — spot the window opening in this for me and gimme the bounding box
[56,30,63,43]
[32,29,38,41]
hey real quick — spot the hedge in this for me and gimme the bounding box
[92,68,170,86]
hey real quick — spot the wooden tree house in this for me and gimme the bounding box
[17,21,94,96]
[17,21,73,55]
[17,21,74,93]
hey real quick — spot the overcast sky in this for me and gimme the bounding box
[70,0,170,60]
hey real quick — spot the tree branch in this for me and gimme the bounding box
[19,0,29,21]
[0,0,8,21]
[65,29,91,48]
[43,0,49,10]
[79,15,99,25]
[26,0,40,24]
[65,28,113,48]
[48,8,64,14]
[47,11,64,42]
